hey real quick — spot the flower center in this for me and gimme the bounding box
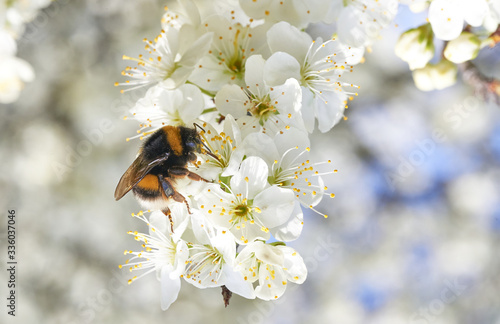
[233,204,251,217]
[249,95,278,124]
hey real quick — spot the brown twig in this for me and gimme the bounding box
[459,61,500,105]
[488,25,500,47]
[221,285,232,307]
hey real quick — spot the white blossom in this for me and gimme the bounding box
[161,0,202,31]
[196,156,295,244]
[239,0,331,28]
[329,0,398,48]
[395,24,435,71]
[0,30,34,104]
[215,54,304,137]
[484,0,500,32]
[443,32,481,64]
[234,241,307,300]
[118,25,213,91]
[2,0,52,37]
[194,115,245,179]
[188,15,270,92]
[266,22,357,132]
[429,0,489,41]
[121,212,189,310]
[184,212,255,298]
[412,60,458,91]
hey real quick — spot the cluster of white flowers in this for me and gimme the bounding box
[117,0,364,310]
[117,0,499,310]
[0,0,51,104]
[396,0,500,91]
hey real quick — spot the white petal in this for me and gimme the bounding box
[254,186,295,228]
[221,264,256,299]
[337,6,369,47]
[241,132,279,167]
[244,55,267,95]
[221,148,245,177]
[239,0,272,19]
[215,84,249,118]
[179,31,213,66]
[172,240,189,277]
[271,201,304,242]
[236,115,262,138]
[160,265,181,310]
[162,66,194,90]
[230,156,269,199]
[254,243,285,266]
[196,185,233,228]
[270,78,302,114]
[14,58,35,82]
[0,31,16,56]
[273,126,310,164]
[429,0,464,40]
[300,87,316,132]
[279,246,307,284]
[461,0,489,27]
[267,22,312,62]
[263,52,301,87]
[178,84,204,123]
[190,210,216,245]
[149,211,169,235]
[232,220,270,244]
[344,45,365,65]
[223,114,242,145]
[189,55,235,91]
[211,231,237,263]
[255,267,287,300]
[314,90,346,132]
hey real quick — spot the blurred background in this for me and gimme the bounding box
[1,1,500,323]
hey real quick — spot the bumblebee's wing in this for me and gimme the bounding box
[114,153,170,201]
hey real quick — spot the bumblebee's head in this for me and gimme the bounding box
[181,127,203,154]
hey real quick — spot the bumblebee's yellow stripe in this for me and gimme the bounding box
[163,126,183,155]
[136,174,160,191]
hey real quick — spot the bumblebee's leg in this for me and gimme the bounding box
[159,175,192,214]
[162,208,174,233]
[168,167,212,182]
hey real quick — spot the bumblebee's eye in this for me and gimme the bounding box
[186,138,201,152]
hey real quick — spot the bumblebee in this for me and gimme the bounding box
[115,125,211,219]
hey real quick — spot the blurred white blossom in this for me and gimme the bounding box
[330,0,398,47]
[412,59,458,91]
[0,0,50,104]
[444,31,481,64]
[395,24,435,70]
[428,0,489,41]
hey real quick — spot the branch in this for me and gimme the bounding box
[221,285,232,307]
[459,61,500,105]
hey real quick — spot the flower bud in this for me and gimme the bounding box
[412,60,458,91]
[444,32,481,64]
[395,24,435,70]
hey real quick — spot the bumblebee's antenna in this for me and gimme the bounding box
[193,122,205,133]
[193,123,220,161]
